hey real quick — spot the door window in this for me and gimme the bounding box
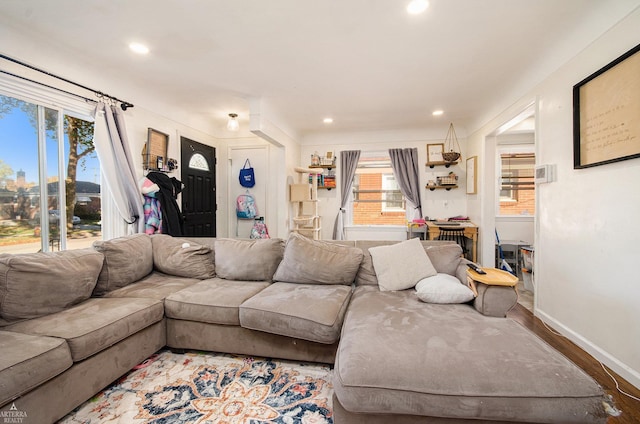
[188,153,210,171]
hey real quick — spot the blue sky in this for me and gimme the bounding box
[0,104,99,185]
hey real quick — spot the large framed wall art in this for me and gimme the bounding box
[573,43,640,169]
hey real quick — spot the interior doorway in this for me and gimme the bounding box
[483,102,537,312]
[180,137,216,237]
[228,146,268,238]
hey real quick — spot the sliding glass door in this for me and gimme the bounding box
[0,93,99,253]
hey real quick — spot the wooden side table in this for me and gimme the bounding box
[467,267,518,317]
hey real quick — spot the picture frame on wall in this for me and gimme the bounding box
[573,42,640,169]
[466,156,477,194]
[426,143,444,164]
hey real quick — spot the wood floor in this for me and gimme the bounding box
[507,304,640,424]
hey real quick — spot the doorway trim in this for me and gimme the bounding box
[480,100,538,311]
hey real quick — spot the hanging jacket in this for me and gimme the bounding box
[145,172,184,236]
[143,196,162,234]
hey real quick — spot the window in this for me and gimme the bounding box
[381,174,404,212]
[188,153,210,171]
[0,92,99,253]
[351,152,406,225]
[498,150,535,216]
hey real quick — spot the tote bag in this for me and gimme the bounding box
[239,159,255,188]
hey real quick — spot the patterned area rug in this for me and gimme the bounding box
[59,350,333,424]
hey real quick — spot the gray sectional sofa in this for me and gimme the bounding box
[0,232,607,423]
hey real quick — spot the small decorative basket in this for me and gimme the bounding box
[437,173,458,186]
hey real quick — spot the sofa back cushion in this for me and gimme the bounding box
[424,243,464,275]
[215,238,285,281]
[93,234,153,296]
[0,248,104,322]
[152,234,216,279]
[273,232,363,285]
[354,240,462,286]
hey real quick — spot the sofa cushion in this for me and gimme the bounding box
[93,234,153,296]
[3,298,164,361]
[239,282,352,344]
[424,243,464,275]
[0,249,104,322]
[152,234,216,279]
[165,278,270,325]
[0,331,72,405]
[215,238,284,281]
[273,232,363,285]
[333,286,605,423]
[415,273,475,304]
[102,271,201,300]
[368,238,437,291]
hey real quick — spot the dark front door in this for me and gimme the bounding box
[180,137,216,236]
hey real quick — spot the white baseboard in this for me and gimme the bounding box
[535,309,640,390]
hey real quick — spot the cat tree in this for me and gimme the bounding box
[290,167,321,240]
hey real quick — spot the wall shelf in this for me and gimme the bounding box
[426,161,458,169]
[309,164,336,191]
[426,185,458,191]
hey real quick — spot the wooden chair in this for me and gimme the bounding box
[436,227,467,257]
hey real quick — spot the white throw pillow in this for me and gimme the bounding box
[369,238,437,291]
[415,273,475,304]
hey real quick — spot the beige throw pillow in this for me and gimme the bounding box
[369,237,437,291]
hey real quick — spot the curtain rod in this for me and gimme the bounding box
[0,54,134,110]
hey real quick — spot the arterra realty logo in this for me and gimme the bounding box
[1,403,27,423]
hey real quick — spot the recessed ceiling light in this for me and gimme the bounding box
[432,110,444,116]
[407,0,429,15]
[129,42,150,55]
[323,118,334,124]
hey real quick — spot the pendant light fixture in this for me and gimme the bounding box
[227,113,239,131]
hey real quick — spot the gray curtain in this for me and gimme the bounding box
[389,148,423,219]
[332,150,361,240]
[93,102,144,233]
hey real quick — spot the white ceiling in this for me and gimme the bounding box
[0,0,638,139]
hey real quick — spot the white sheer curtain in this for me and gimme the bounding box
[93,102,144,235]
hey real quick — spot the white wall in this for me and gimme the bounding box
[495,217,534,245]
[249,100,301,239]
[467,8,640,388]
[301,127,469,240]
